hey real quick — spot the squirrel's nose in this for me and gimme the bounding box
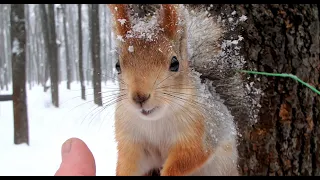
[132,93,150,105]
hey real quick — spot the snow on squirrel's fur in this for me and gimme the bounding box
[115,11,163,43]
[107,4,267,176]
[184,6,261,127]
[126,15,163,42]
[111,4,261,137]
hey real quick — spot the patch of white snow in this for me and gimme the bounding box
[239,15,248,22]
[128,45,134,53]
[117,19,127,26]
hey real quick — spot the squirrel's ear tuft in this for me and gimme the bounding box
[108,4,131,37]
[160,4,178,39]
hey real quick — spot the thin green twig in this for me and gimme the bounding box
[239,70,320,96]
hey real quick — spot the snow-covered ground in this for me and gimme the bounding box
[0,81,118,176]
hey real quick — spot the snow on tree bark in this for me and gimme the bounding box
[10,4,29,145]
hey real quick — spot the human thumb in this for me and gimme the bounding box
[54,138,96,176]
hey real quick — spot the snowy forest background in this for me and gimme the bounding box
[0,4,117,95]
[0,4,119,175]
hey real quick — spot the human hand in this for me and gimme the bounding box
[54,138,96,176]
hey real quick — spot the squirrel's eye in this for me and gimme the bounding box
[169,56,179,72]
[115,61,121,74]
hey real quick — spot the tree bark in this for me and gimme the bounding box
[3,4,10,90]
[86,4,92,85]
[73,6,80,83]
[39,4,50,92]
[0,47,3,90]
[90,4,102,106]
[102,6,108,84]
[25,4,32,90]
[0,6,4,91]
[67,6,77,83]
[189,4,319,176]
[62,4,71,90]
[107,8,114,83]
[31,22,39,85]
[47,4,59,107]
[34,17,42,85]
[78,4,86,100]
[10,4,29,145]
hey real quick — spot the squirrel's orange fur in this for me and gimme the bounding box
[109,4,239,176]
[160,4,178,39]
[161,118,212,176]
[108,4,131,37]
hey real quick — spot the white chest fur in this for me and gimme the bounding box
[118,110,181,170]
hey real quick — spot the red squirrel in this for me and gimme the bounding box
[108,4,239,176]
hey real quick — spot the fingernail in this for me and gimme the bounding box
[61,139,73,156]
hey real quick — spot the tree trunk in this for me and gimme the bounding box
[0,41,3,91]
[90,4,102,106]
[0,55,3,90]
[54,5,62,85]
[31,25,39,85]
[87,4,92,86]
[39,4,51,92]
[102,6,108,85]
[78,4,86,100]
[47,4,59,107]
[86,4,92,86]
[34,18,42,85]
[189,4,319,176]
[0,6,4,91]
[67,6,76,83]
[3,4,10,90]
[10,4,29,145]
[73,6,80,84]
[106,6,115,83]
[25,4,32,90]
[62,5,71,90]
[107,10,114,83]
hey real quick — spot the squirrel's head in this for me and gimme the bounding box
[109,4,193,121]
